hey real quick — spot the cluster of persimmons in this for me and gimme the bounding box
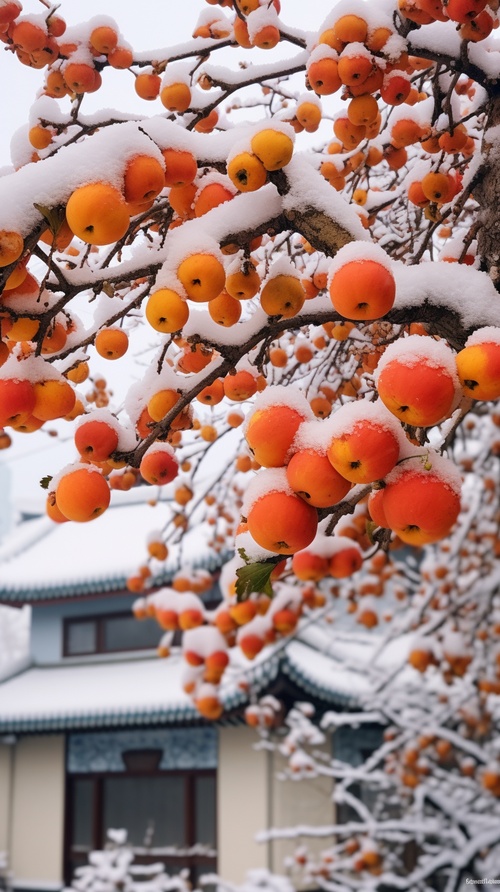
[0,0,499,728]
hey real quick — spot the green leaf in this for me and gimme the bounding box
[235,556,282,601]
[39,475,53,490]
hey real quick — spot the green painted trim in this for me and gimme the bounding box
[0,652,283,734]
[0,704,201,733]
[0,551,232,603]
[0,636,358,733]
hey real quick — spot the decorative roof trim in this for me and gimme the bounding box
[0,705,201,734]
[0,639,357,734]
[0,550,231,604]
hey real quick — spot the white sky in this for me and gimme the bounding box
[0,0,336,165]
[0,0,335,514]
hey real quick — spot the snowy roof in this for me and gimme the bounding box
[0,651,256,733]
[283,639,370,704]
[0,490,227,603]
[0,630,361,733]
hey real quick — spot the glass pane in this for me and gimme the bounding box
[66,621,97,655]
[103,776,186,849]
[103,615,159,652]
[195,775,216,847]
[193,867,217,891]
[71,778,93,849]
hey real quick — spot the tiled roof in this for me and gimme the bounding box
[0,650,280,733]
[0,490,228,603]
[0,630,364,733]
[283,639,367,706]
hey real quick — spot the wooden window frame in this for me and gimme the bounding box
[64,766,217,885]
[62,611,160,658]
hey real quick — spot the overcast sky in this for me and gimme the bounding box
[0,0,336,165]
[0,0,336,513]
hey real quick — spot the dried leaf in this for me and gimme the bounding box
[33,203,66,235]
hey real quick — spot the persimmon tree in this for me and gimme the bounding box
[2,0,500,885]
[247,407,500,890]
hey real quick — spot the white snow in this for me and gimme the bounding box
[465,325,500,348]
[0,494,218,598]
[374,333,460,380]
[0,653,195,726]
[241,467,295,516]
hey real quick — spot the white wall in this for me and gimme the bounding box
[217,726,335,884]
[269,738,335,874]
[218,726,269,882]
[10,735,65,887]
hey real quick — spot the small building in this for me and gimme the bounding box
[0,492,367,891]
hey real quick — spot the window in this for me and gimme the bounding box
[194,775,217,848]
[65,769,217,885]
[333,724,385,824]
[70,777,94,851]
[103,775,186,848]
[63,612,161,657]
[66,620,97,656]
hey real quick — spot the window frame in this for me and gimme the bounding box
[62,611,161,658]
[64,766,217,885]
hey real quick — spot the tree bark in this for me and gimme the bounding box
[474,93,500,293]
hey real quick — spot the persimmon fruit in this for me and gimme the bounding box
[66,182,130,246]
[177,253,226,303]
[55,467,110,522]
[95,328,129,360]
[247,489,318,555]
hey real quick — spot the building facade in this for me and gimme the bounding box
[0,493,362,890]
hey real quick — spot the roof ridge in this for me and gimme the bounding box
[0,515,55,565]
